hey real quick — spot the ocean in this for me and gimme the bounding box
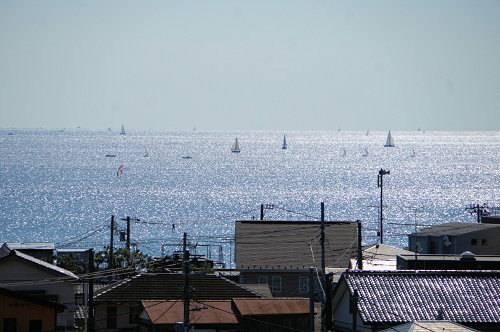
[0,129,499,265]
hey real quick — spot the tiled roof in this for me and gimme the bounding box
[233,298,309,315]
[235,220,357,269]
[380,320,479,331]
[94,273,261,302]
[408,222,500,236]
[340,270,500,324]
[239,284,273,298]
[0,248,78,280]
[142,300,237,325]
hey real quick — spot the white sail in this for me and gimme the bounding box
[384,130,395,147]
[363,147,369,157]
[231,137,240,153]
[120,125,125,135]
[282,135,287,149]
[342,148,347,157]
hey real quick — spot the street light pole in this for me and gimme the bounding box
[378,169,390,244]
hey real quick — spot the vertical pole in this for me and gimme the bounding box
[320,202,325,276]
[325,273,332,331]
[109,215,114,269]
[260,204,264,220]
[379,172,384,244]
[351,290,358,332]
[88,249,95,332]
[357,220,363,270]
[320,202,326,332]
[309,267,315,332]
[126,216,131,252]
[477,205,481,223]
[183,233,190,331]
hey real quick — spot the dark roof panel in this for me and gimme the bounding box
[94,273,260,302]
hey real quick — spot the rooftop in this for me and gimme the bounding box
[408,222,500,236]
[334,270,500,324]
[94,273,261,302]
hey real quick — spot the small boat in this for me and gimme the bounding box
[120,125,126,135]
[366,129,369,136]
[105,154,116,157]
[384,130,395,147]
[342,148,347,157]
[231,138,240,153]
[362,147,369,157]
[411,149,416,157]
[282,135,287,150]
[144,149,149,157]
[182,156,192,159]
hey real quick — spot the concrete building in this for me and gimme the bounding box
[408,222,500,255]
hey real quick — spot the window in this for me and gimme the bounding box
[4,318,17,332]
[481,238,487,245]
[107,306,117,329]
[258,276,268,284]
[272,276,282,292]
[299,277,308,293]
[29,320,42,332]
[471,238,477,245]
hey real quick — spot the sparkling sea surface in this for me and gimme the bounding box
[0,129,499,265]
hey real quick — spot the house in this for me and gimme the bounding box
[93,273,262,331]
[408,222,500,255]
[380,320,479,332]
[3,242,55,260]
[396,252,500,270]
[349,244,414,270]
[0,244,79,330]
[0,286,66,332]
[331,270,500,331]
[137,298,310,332]
[235,220,357,297]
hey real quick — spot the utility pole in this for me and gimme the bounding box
[325,273,333,331]
[120,216,140,267]
[87,249,95,332]
[320,202,326,332]
[357,220,363,270]
[183,233,190,332]
[351,290,358,332]
[309,267,315,332]
[377,169,390,244]
[109,215,114,269]
[466,204,488,223]
[260,204,264,220]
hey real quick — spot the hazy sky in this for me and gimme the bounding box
[1,1,499,131]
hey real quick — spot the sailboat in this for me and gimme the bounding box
[120,125,126,135]
[384,130,395,147]
[282,135,287,150]
[411,148,416,157]
[342,148,347,157]
[144,149,149,157]
[362,147,369,157]
[231,138,240,153]
[366,129,369,136]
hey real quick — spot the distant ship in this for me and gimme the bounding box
[282,135,287,150]
[120,125,126,135]
[231,138,240,153]
[384,131,395,147]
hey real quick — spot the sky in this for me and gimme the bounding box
[0,1,499,131]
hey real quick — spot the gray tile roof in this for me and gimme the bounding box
[340,270,500,324]
[94,273,261,303]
